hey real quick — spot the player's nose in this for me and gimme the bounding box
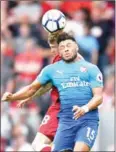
[64,49,69,52]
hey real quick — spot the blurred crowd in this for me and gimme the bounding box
[1,0,115,151]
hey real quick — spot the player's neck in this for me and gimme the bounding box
[63,56,82,64]
[72,57,78,62]
[75,54,82,62]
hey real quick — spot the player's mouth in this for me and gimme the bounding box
[64,53,71,58]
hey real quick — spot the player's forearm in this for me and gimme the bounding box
[86,95,103,111]
[17,83,52,105]
[11,85,37,101]
[33,82,52,98]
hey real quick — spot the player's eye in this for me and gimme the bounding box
[59,46,65,50]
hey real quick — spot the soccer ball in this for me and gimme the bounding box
[42,9,66,33]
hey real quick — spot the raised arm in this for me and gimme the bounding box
[2,65,52,102]
[34,82,52,97]
[1,80,42,102]
[17,82,52,108]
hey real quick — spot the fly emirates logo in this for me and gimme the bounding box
[61,76,90,89]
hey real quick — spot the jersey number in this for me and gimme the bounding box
[86,127,95,142]
[41,115,50,125]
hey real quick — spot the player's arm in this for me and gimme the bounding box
[1,81,42,102]
[34,82,52,97]
[73,87,103,120]
[73,65,103,120]
[2,65,52,102]
[87,65,103,111]
[85,87,103,111]
[17,82,52,108]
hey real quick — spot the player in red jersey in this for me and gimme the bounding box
[16,33,60,151]
[17,33,61,151]
[13,33,84,151]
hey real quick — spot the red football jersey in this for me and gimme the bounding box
[50,55,61,103]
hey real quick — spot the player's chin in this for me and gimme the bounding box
[63,57,74,63]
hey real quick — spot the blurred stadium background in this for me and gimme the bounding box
[1,0,115,151]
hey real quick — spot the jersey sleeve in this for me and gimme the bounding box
[89,65,103,88]
[35,65,52,85]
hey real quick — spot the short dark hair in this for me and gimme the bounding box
[57,32,76,45]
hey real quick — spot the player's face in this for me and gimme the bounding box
[58,40,78,62]
[49,43,58,57]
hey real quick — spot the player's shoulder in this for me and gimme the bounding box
[81,60,98,69]
[80,60,101,74]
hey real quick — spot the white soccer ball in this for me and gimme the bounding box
[42,9,66,33]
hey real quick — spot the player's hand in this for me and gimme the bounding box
[72,105,85,120]
[17,98,32,108]
[1,92,13,102]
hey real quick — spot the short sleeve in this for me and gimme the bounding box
[35,65,52,85]
[89,65,103,88]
